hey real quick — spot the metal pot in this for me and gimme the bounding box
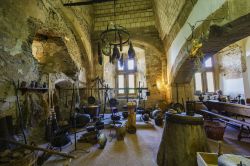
[111,115,121,121]
[72,113,90,128]
[51,132,71,147]
[122,111,128,119]
[142,113,150,122]
[155,115,163,126]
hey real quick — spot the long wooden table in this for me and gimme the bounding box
[204,100,250,117]
[202,100,250,140]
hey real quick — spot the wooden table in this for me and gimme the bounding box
[204,100,250,117]
[203,100,250,140]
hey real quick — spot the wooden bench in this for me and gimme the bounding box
[201,109,250,141]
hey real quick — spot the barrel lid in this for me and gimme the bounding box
[165,112,204,125]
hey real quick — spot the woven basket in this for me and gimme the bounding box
[204,121,226,140]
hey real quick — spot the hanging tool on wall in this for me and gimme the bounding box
[176,83,179,103]
[13,80,27,144]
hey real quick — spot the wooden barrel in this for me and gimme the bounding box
[157,112,209,166]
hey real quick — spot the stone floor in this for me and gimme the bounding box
[43,116,250,166]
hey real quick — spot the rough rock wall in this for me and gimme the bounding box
[0,0,93,142]
[32,37,77,76]
[0,0,45,118]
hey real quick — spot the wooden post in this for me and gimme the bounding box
[126,102,136,134]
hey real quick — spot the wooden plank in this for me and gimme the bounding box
[63,0,113,6]
[201,109,250,127]
[0,139,76,159]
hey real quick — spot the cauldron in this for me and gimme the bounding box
[111,115,121,121]
[83,105,100,119]
[51,130,71,147]
[72,113,90,128]
[155,115,163,126]
[142,113,150,122]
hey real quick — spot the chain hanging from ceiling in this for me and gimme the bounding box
[97,0,135,65]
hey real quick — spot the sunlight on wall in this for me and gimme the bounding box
[168,0,225,73]
[221,77,244,97]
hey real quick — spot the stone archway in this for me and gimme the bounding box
[38,0,94,80]
[172,13,250,85]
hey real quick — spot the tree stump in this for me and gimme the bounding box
[157,112,209,166]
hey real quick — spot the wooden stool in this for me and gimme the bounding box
[157,112,209,166]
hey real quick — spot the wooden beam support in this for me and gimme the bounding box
[0,139,76,159]
[63,0,114,6]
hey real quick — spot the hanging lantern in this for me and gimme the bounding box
[128,42,135,59]
[97,0,135,64]
[112,45,120,61]
[119,53,124,67]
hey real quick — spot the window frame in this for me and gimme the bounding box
[116,58,137,97]
[194,57,215,94]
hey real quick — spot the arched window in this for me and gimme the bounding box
[116,58,137,96]
[194,57,215,94]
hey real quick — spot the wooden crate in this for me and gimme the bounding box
[197,152,218,166]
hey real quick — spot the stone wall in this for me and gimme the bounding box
[32,37,77,76]
[91,0,166,107]
[0,0,94,142]
[94,46,166,109]
[153,0,186,39]
[215,40,246,97]
[216,43,245,79]
[144,48,166,107]
[93,0,155,31]
[168,0,250,102]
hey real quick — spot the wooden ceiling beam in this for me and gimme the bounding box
[63,0,114,6]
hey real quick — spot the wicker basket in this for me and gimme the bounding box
[204,121,226,140]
